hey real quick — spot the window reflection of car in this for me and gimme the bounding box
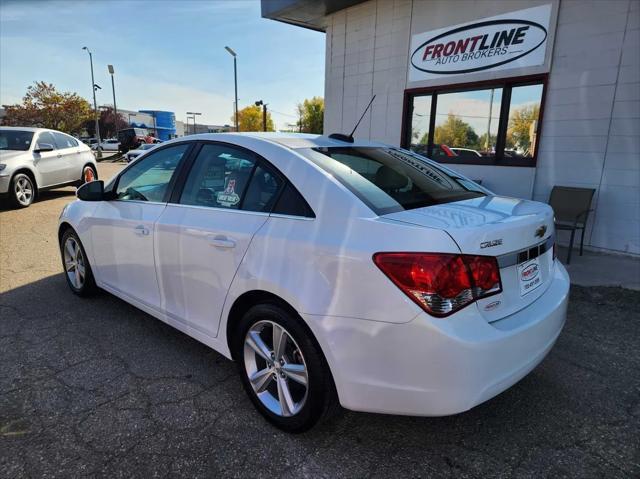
[450,148,483,159]
[125,143,157,163]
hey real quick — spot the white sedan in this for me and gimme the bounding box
[58,133,569,432]
[125,143,157,162]
[91,138,120,152]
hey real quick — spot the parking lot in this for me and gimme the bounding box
[1,162,638,478]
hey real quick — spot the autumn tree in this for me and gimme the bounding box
[84,107,128,139]
[233,105,275,132]
[432,114,478,147]
[297,97,324,133]
[506,104,540,154]
[2,81,93,135]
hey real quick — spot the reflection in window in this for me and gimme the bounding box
[409,95,431,157]
[506,84,543,160]
[433,88,502,161]
[404,80,545,166]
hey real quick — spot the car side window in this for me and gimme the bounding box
[53,132,77,149]
[36,132,57,150]
[115,143,190,202]
[241,162,284,213]
[179,144,257,210]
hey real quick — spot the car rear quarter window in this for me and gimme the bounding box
[272,183,315,217]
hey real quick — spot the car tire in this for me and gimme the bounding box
[10,173,36,208]
[234,303,339,433]
[81,165,98,184]
[59,228,97,297]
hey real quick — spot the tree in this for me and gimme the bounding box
[506,104,540,153]
[297,97,324,133]
[84,107,128,139]
[233,105,275,132]
[2,81,93,135]
[433,114,478,147]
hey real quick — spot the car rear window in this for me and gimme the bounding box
[298,147,486,215]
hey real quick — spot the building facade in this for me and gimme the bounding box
[263,0,640,255]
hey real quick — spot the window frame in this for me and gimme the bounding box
[401,74,548,168]
[168,140,315,218]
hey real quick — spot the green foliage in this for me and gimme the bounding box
[433,114,478,147]
[233,105,275,132]
[2,81,93,135]
[506,104,540,153]
[297,97,324,134]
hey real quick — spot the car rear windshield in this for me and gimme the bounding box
[298,147,486,215]
[0,130,34,151]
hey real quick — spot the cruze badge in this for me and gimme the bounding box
[535,225,547,238]
[480,239,503,249]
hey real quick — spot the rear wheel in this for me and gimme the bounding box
[82,165,98,183]
[60,228,97,296]
[10,173,35,208]
[234,303,339,432]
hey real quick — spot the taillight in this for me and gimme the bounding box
[441,144,457,157]
[373,253,502,317]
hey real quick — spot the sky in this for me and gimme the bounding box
[0,0,326,129]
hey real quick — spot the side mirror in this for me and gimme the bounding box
[77,180,105,201]
[34,143,55,153]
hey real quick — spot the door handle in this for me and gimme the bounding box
[134,225,150,236]
[208,235,236,248]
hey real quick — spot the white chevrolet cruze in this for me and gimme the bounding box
[58,133,569,432]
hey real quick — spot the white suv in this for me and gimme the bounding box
[0,127,97,208]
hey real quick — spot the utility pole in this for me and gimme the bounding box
[82,46,101,158]
[107,65,118,138]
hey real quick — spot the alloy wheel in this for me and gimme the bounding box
[15,176,33,206]
[243,320,309,417]
[63,236,85,289]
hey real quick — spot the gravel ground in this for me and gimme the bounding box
[1,163,639,478]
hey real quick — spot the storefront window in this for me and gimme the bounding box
[505,84,543,161]
[404,77,545,167]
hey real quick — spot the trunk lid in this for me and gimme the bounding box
[384,195,555,322]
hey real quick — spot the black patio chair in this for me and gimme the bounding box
[548,186,596,264]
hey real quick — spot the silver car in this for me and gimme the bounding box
[0,127,97,208]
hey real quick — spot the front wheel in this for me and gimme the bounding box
[10,173,35,208]
[234,303,339,432]
[60,229,97,296]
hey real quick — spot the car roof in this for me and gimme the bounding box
[0,126,51,133]
[181,132,388,150]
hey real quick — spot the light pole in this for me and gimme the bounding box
[107,65,119,137]
[186,112,201,135]
[82,46,102,158]
[255,100,268,132]
[225,46,238,132]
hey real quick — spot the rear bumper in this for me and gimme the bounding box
[304,261,570,416]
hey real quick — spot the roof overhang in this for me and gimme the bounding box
[261,0,367,32]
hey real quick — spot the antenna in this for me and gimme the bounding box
[349,95,375,139]
[328,95,376,143]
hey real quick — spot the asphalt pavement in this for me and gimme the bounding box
[1,162,638,478]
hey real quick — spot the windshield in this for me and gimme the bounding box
[0,130,34,151]
[299,146,486,215]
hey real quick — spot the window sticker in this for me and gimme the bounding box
[217,179,240,207]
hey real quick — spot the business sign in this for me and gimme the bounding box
[409,4,552,81]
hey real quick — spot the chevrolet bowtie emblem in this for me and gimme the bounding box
[535,225,547,238]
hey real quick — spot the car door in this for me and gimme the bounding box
[88,143,193,311]
[33,131,65,186]
[52,132,80,181]
[154,142,284,338]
